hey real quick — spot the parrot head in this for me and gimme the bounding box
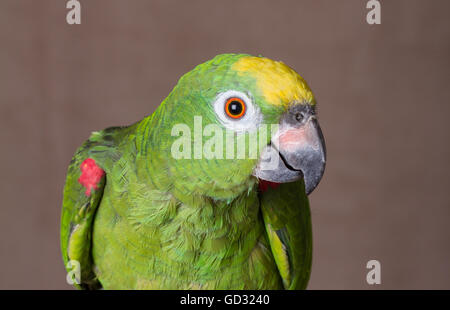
[153,54,326,199]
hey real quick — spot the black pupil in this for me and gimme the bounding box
[228,101,243,116]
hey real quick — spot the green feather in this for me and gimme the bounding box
[61,53,314,289]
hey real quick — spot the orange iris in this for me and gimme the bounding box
[224,97,246,119]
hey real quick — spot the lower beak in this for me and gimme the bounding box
[252,114,326,195]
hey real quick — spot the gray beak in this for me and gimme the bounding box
[252,104,326,195]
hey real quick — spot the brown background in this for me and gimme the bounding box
[0,0,449,289]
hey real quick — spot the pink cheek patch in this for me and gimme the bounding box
[278,128,308,152]
[78,158,105,197]
[278,123,319,152]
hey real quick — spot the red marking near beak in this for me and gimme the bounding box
[258,179,280,193]
[78,158,105,196]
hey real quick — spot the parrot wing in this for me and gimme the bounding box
[259,179,313,290]
[60,127,123,289]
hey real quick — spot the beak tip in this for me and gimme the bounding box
[302,159,326,195]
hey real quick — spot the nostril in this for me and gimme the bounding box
[295,112,304,122]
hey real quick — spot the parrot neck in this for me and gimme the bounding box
[128,111,265,268]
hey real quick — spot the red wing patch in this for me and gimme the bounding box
[78,158,105,196]
[258,179,280,193]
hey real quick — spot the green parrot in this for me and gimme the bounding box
[60,53,326,290]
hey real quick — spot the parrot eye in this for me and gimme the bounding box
[225,97,246,119]
[212,90,262,132]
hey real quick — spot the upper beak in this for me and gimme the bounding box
[252,105,326,195]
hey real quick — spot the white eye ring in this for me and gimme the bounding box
[212,90,262,133]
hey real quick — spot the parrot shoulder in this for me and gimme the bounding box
[60,126,125,289]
